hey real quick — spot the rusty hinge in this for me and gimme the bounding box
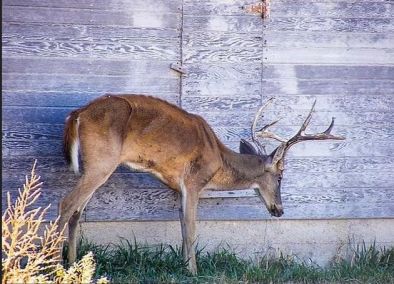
[243,0,270,19]
[170,62,187,75]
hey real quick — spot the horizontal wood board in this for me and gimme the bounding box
[2,0,394,221]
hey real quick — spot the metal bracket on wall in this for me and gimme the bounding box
[170,62,187,75]
[243,0,270,19]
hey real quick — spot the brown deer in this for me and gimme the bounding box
[59,94,344,274]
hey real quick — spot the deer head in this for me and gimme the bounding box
[240,98,345,217]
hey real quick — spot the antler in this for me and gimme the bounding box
[253,99,345,168]
[251,98,288,154]
[251,97,278,154]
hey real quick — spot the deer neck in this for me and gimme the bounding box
[207,147,265,190]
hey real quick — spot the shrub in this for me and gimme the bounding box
[1,161,109,284]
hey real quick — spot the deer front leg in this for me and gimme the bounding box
[179,184,199,275]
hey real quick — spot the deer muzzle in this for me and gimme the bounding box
[270,204,283,217]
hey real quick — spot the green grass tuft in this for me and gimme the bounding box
[70,238,394,283]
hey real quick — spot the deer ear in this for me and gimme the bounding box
[239,139,258,155]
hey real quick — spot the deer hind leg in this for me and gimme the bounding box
[179,180,200,275]
[59,165,117,264]
[59,137,121,264]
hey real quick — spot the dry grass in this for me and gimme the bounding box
[1,161,109,284]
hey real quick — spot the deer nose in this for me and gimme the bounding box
[270,205,283,217]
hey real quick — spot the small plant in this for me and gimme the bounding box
[1,161,109,284]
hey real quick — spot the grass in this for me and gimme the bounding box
[71,238,394,283]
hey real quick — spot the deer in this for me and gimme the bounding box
[59,94,344,274]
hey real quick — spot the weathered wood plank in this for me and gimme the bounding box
[84,187,394,221]
[185,63,261,81]
[182,95,265,111]
[227,140,394,158]
[264,31,394,49]
[263,47,393,65]
[2,39,179,61]
[6,169,388,191]
[3,6,180,29]
[261,78,394,95]
[3,106,392,128]
[182,95,394,113]
[183,81,260,96]
[183,15,262,33]
[265,17,393,33]
[181,93,393,114]
[3,121,393,152]
[263,65,394,80]
[183,31,263,64]
[2,33,179,60]
[2,74,178,93]
[269,1,393,18]
[84,202,394,221]
[3,0,181,11]
[3,148,394,176]
[2,123,63,141]
[183,0,393,18]
[2,92,179,108]
[3,137,394,158]
[3,153,393,221]
[257,95,393,112]
[211,124,394,143]
[4,168,394,220]
[3,22,180,41]
[2,57,178,77]
[183,47,262,63]
[185,76,394,95]
[183,0,257,16]
[2,172,169,191]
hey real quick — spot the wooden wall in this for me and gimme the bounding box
[2,0,394,221]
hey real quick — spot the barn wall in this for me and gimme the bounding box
[2,0,183,220]
[2,1,394,221]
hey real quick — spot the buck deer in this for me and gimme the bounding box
[59,94,344,274]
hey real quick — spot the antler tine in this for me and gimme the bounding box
[256,118,287,143]
[271,100,345,166]
[251,97,275,154]
[324,117,336,134]
[297,99,316,136]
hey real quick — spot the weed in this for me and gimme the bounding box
[75,237,394,284]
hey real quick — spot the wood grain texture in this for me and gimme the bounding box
[5,105,392,128]
[264,47,393,65]
[3,138,394,158]
[2,0,394,222]
[3,57,178,76]
[2,74,178,93]
[85,186,394,221]
[261,78,394,95]
[3,154,394,221]
[3,0,181,11]
[2,91,179,108]
[3,27,179,60]
[3,6,180,29]
[183,0,258,16]
[5,169,393,194]
[183,15,262,33]
[264,17,392,33]
[4,155,393,176]
[182,95,394,114]
[184,63,261,82]
[264,31,394,49]
[269,1,393,18]
[263,65,394,80]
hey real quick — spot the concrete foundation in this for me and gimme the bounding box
[80,219,394,266]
